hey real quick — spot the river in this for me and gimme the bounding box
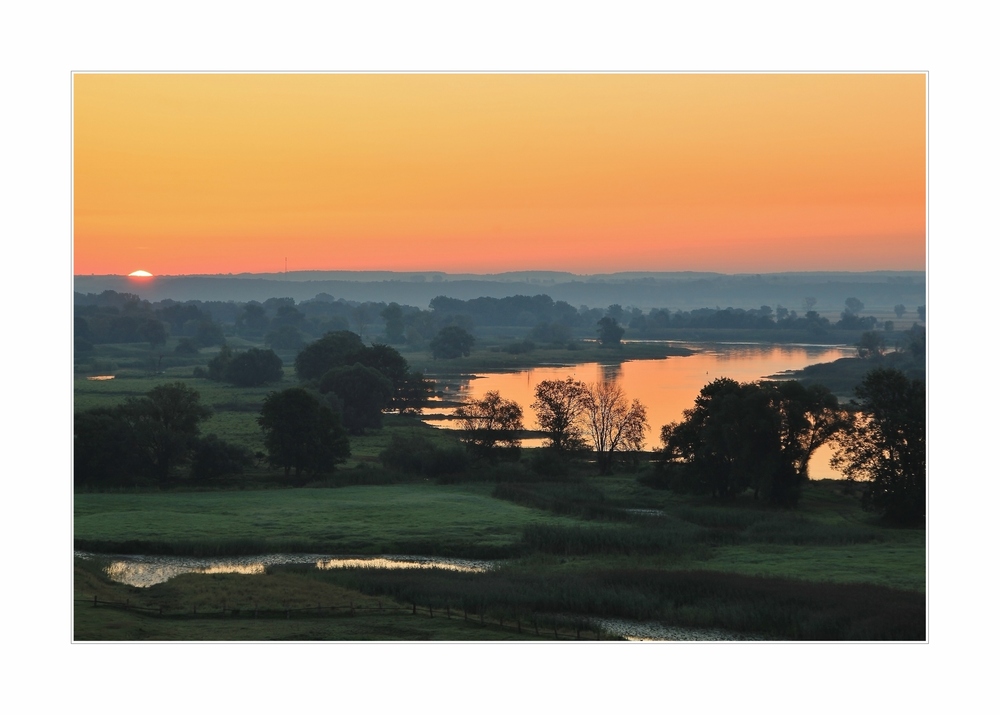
[424,341,856,479]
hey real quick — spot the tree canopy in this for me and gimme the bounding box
[659,378,845,505]
[430,326,475,359]
[832,368,925,525]
[596,316,625,346]
[258,388,350,479]
[531,377,588,452]
[579,381,648,473]
[319,363,395,434]
[294,330,366,380]
[454,390,524,460]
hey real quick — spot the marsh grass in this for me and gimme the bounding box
[313,565,924,640]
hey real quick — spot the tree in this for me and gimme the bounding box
[803,297,817,312]
[454,390,524,460]
[832,368,925,525]
[381,302,406,344]
[74,407,140,486]
[844,297,865,315]
[596,316,625,346]
[258,388,350,479]
[531,377,588,452]
[190,435,254,480]
[295,331,365,380]
[659,379,845,505]
[236,303,269,337]
[138,318,168,348]
[119,382,213,481]
[265,324,304,351]
[206,344,234,381]
[395,370,435,414]
[193,319,226,348]
[579,381,648,474]
[894,304,906,319]
[857,331,886,360]
[430,326,475,359]
[225,348,284,387]
[174,338,199,355]
[319,363,394,434]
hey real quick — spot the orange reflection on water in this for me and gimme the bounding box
[316,557,489,573]
[427,343,855,478]
[104,560,266,587]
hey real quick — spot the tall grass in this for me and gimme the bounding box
[313,565,924,640]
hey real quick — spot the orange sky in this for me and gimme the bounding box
[73,73,926,276]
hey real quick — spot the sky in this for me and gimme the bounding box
[73,73,926,276]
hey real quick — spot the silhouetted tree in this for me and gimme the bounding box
[236,303,269,336]
[894,304,906,319]
[531,377,588,452]
[844,297,865,315]
[319,363,394,434]
[596,316,625,346]
[833,369,925,525]
[430,326,475,359]
[659,379,845,505]
[193,319,226,348]
[258,388,350,479]
[857,331,886,360]
[295,331,365,380]
[119,382,213,481]
[138,318,168,348]
[381,302,406,344]
[265,324,305,351]
[190,435,254,480]
[455,391,524,460]
[225,348,284,387]
[174,338,199,355]
[580,381,648,474]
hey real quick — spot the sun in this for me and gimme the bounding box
[128,270,153,277]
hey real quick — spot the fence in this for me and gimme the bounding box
[76,595,606,639]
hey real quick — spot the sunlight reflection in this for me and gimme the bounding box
[86,552,492,587]
[316,556,489,573]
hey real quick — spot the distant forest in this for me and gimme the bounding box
[73,270,926,313]
[74,285,925,355]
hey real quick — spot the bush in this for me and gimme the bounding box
[190,435,254,480]
[529,449,571,478]
[379,434,469,478]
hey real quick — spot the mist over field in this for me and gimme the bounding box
[74,270,925,312]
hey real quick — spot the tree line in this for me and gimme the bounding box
[446,368,923,525]
[75,290,925,357]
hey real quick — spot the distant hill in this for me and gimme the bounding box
[72,270,926,312]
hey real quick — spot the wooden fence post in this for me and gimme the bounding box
[412,603,417,615]
[93,595,97,607]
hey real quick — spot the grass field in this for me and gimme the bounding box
[73,335,925,641]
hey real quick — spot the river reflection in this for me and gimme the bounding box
[77,552,492,588]
[425,341,856,479]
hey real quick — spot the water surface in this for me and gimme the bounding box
[426,342,855,478]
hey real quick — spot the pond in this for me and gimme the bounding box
[76,552,492,588]
[75,552,766,640]
[425,341,856,479]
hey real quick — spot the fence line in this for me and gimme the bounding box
[76,596,605,639]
